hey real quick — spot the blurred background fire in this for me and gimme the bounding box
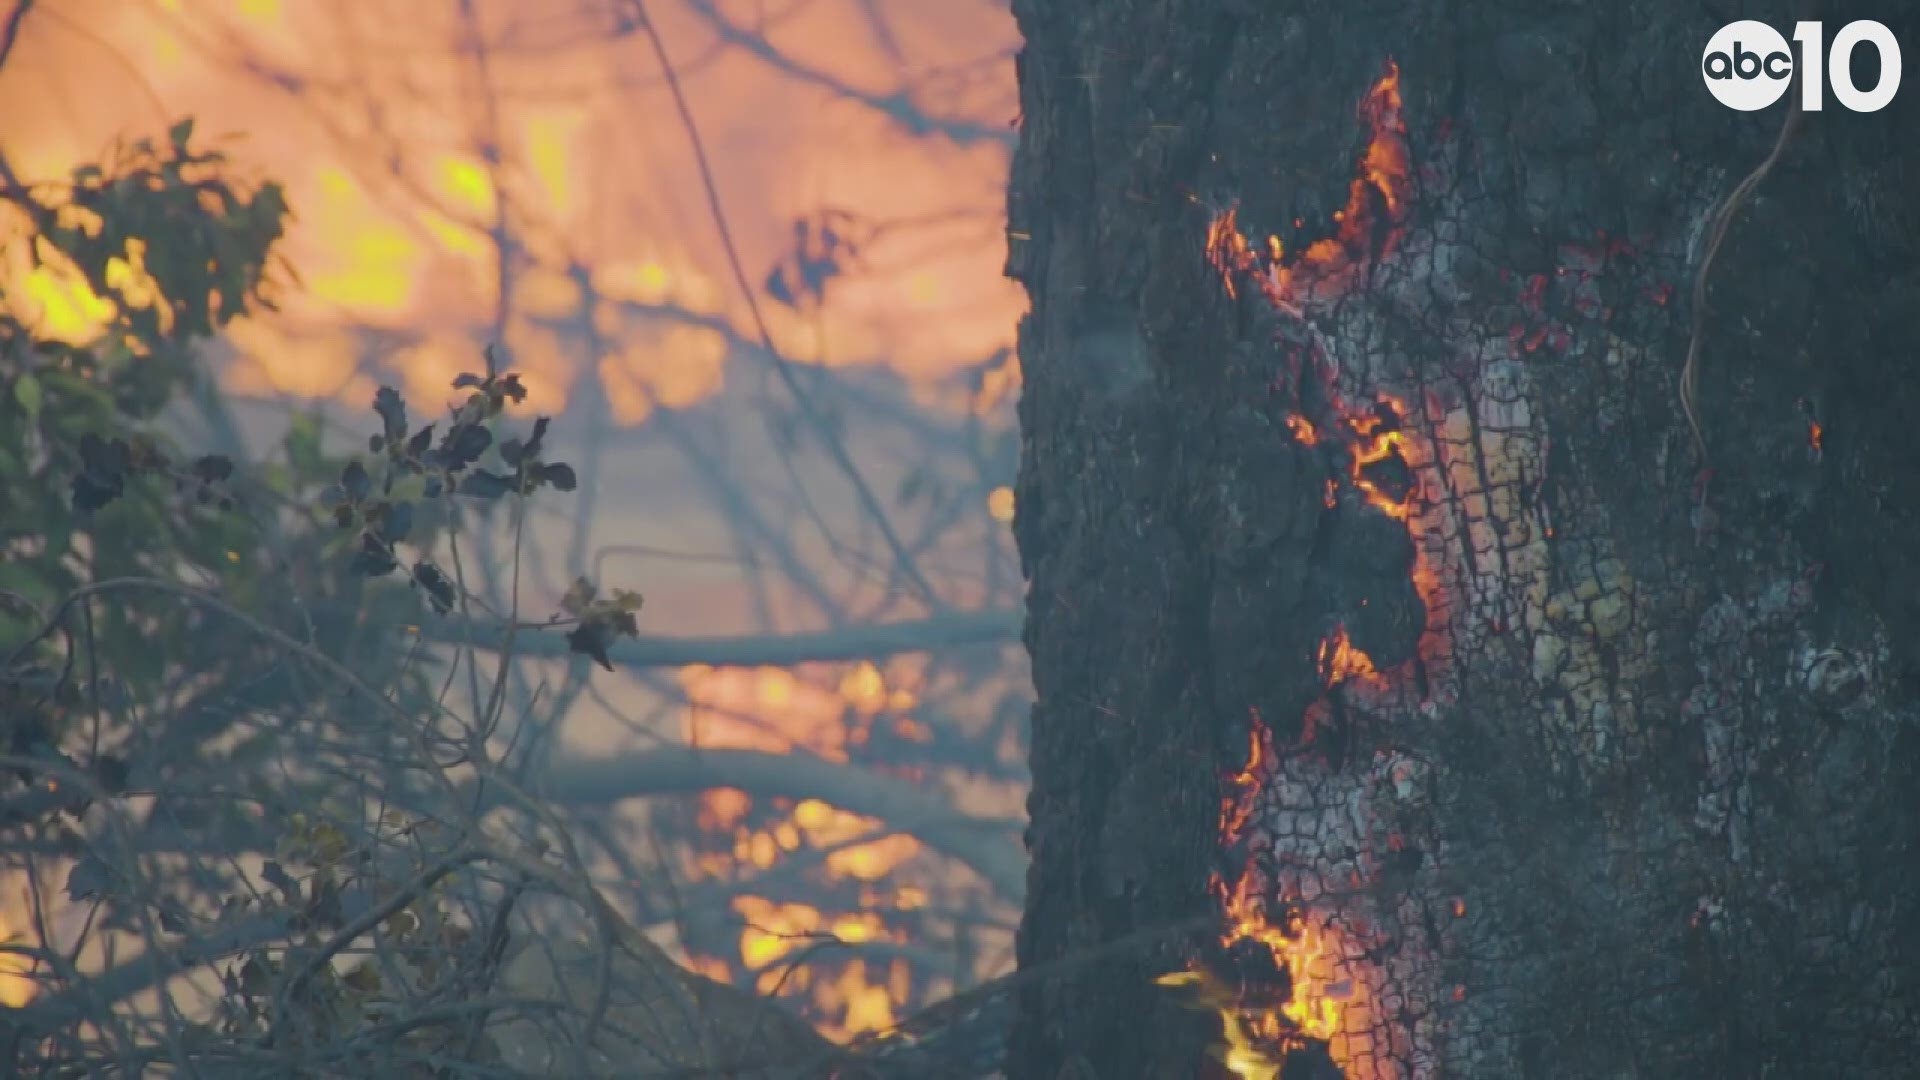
[0,0,1029,1044]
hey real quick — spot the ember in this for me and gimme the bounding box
[1286,413,1320,445]
[1205,60,1409,314]
[1317,625,1379,686]
[1168,57,1444,1080]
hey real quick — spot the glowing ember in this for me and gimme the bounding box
[1170,57,1444,1080]
[1317,624,1379,686]
[1206,61,1409,315]
[1346,401,1415,520]
[1161,710,1378,1075]
[1285,413,1320,445]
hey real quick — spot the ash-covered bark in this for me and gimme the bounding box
[1007,1,1920,1077]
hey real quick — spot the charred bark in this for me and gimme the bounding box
[1007,1,1920,1077]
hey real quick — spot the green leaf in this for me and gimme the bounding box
[169,117,195,150]
[12,373,42,419]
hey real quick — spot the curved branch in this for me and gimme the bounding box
[424,608,1020,668]
[532,746,1025,898]
[679,0,1015,148]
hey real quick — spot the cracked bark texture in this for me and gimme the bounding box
[1006,1,1920,1077]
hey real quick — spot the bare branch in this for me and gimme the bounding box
[531,745,1024,898]
[421,607,1019,668]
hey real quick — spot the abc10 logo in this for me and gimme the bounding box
[1703,19,1902,112]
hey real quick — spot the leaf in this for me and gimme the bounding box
[372,385,407,443]
[67,854,112,902]
[308,823,348,866]
[13,373,43,418]
[91,753,129,795]
[611,588,645,614]
[239,956,270,996]
[566,620,618,671]
[405,423,434,458]
[341,961,381,995]
[348,533,398,577]
[438,423,491,469]
[339,460,371,503]
[72,433,132,512]
[168,117,195,149]
[190,454,233,484]
[457,469,514,500]
[376,499,413,544]
[559,576,597,616]
[386,909,419,939]
[261,860,297,897]
[536,461,577,491]
[452,372,484,390]
[413,562,456,614]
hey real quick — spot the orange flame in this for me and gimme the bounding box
[1205,61,1409,312]
[1347,400,1412,520]
[1173,58,1435,1080]
[1160,709,1376,1075]
[1284,413,1319,445]
[1316,624,1378,686]
[1207,208,1259,299]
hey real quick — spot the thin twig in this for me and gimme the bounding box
[0,1,33,74]
[623,0,949,614]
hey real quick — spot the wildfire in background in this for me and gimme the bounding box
[1167,59,1456,1078]
[0,0,1027,1040]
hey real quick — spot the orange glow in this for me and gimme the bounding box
[1163,710,1378,1075]
[1205,61,1408,314]
[0,0,1030,1048]
[837,662,890,715]
[1207,208,1258,300]
[730,894,905,1040]
[596,322,729,425]
[0,0,1022,412]
[1348,401,1413,521]
[1316,624,1379,686]
[1808,420,1823,453]
[1284,414,1319,446]
[0,906,36,1007]
[987,485,1016,523]
[1176,57,1443,1080]
[681,660,933,1032]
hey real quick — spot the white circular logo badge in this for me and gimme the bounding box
[1702,20,1794,110]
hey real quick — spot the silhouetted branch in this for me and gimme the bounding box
[531,745,1025,898]
[625,0,951,614]
[422,607,1019,667]
[678,0,1015,148]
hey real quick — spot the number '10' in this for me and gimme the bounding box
[1793,20,1903,112]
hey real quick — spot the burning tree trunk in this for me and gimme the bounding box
[1005,1,1920,1076]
